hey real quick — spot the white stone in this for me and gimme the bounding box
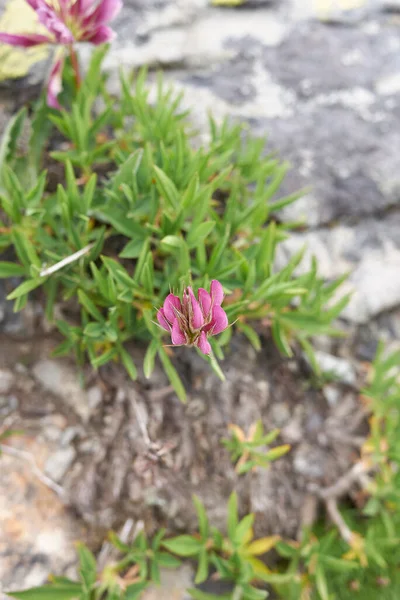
[44,446,76,482]
[32,359,90,422]
[0,369,14,394]
[314,351,356,385]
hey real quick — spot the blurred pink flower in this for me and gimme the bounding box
[0,0,122,107]
[157,280,228,355]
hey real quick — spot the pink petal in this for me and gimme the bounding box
[47,56,64,110]
[171,320,187,346]
[210,280,224,306]
[208,306,228,336]
[198,288,212,318]
[187,287,204,330]
[86,0,122,25]
[196,331,211,355]
[0,32,52,47]
[25,0,40,9]
[36,6,74,44]
[82,24,115,44]
[163,294,181,323]
[157,308,170,332]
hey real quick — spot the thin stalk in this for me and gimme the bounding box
[69,44,82,90]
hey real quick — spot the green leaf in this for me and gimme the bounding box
[234,513,255,545]
[263,445,291,462]
[84,322,105,338]
[0,261,26,278]
[187,221,216,249]
[315,565,330,600]
[187,590,231,600]
[78,290,104,322]
[156,552,182,568]
[0,107,26,179]
[119,345,138,380]
[153,165,180,210]
[195,548,209,584]
[119,238,145,259]
[77,543,97,592]
[162,535,202,557]
[160,235,182,250]
[124,582,148,600]
[193,495,209,539]
[271,319,292,357]
[237,323,261,351]
[7,277,43,300]
[158,347,187,403]
[7,585,81,600]
[227,492,239,540]
[143,339,160,379]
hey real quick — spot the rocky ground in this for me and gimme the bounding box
[0,0,400,597]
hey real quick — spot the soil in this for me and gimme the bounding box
[0,326,365,543]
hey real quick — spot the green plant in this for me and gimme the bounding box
[271,343,400,600]
[162,493,281,599]
[222,421,290,474]
[0,47,348,401]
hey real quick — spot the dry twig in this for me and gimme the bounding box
[0,443,67,500]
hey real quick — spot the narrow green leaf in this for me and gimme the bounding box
[153,165,179,210]
[193,495,209,539]
[119,346,138,380]
[162,535,202,557]
[7,278,43,300]
[187,221,216,249]
[77,543,97,592]
[8,586,81,600]
[0,261,26,278]
[195,548,209,584]
[227,492,239,540]
[78,290,104,322]
[143,339,160,379]
[158,347,186,403]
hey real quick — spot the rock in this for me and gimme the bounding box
[32,359,91,422]
[0,435,82,594]
[141,566,193,600]
[44,446,76,482]
[87,385,103,411]
[293,443,325,479]
[275,214,400,323]
[0,393,18,415]
[323,384,341,407]
[0,368,14,393]
[313,351,356,385]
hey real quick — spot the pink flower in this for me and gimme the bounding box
[0,0,122,107]
[157,280,229,355]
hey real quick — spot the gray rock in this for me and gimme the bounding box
[275,214,400,323]
[0,368,14,394]
[313,351,356,385]
[32,359,91,422]
[44,446,76,482]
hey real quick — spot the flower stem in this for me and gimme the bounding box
[209,350,226,381]
[69,45,81,91]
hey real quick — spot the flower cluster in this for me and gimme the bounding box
[157,280,229,355]
[0,0,122,107]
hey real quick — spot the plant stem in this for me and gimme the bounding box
[232,586,243,600]
[69,44,82,91]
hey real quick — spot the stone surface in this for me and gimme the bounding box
[276,214,400,323]
[44,446,77,482]
[0,432,83,596]
[313,351,357,385]
[32,359,91,422]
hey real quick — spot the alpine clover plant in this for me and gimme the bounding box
[0,0,122,108]
[0,47,349,401]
